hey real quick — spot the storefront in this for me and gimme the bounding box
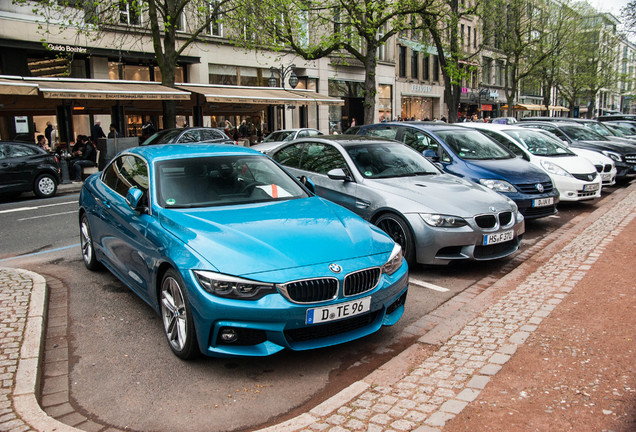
[397,83,443,121]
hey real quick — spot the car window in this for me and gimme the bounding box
[7,144,38,158]
[440,147,452,162]
[102,155,149,199]
[364,126,398,140]
[436,130,513,160]
[297,130,309,138]
[198,129,222,142]
[504,130,574,156]
[401,128,437,153]
[479,130,526,158]
[179,130,200,143]
[560,125,605,141]
[299,143,347,175]
[308,130,323,137]
[346,143,439,179]
[271,143,304,168]
[145,129,182,145]
[156,155,308,208]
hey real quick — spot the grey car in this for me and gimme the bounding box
[269,136,525,265]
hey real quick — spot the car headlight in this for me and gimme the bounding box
[421,213,468,227]
[194,271,276,300]
[601,150,622,162]
[540,160,572,177]
[381,244,403,275]
[479,179,517,193]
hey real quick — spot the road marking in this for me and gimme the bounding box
[0,243,80,263]
[0,201,76,214]
[17,210,77,221]
[409,278,450,292]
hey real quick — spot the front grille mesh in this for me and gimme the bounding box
[344,268,380,297]
[474,211,513,229]
[572,172,597,182]
[284,278,338,303]
[515,181,554,194]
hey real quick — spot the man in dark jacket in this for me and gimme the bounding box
[70,138,97,182]
[91,120,106,141]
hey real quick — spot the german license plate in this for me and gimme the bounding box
[483,230,514,246]
[532,197,554,207]
[306,297,371,325]
[583,183,599,192]
[601,173,612,181]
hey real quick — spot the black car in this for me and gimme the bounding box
[0,141,61,198]
[518,121,636,180]
[519,116,636,146]
[141,127,235,146]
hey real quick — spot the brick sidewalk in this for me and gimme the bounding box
[1,183,635,432]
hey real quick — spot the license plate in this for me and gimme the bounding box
[532,197,554,207]
[583,183,599,192]
[601,173,611,181]
[483,229,514,246]
[306,297,371,325]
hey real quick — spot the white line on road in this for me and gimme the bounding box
[408,278,450,292]
[17,210,77,221]
[0,201,77,214]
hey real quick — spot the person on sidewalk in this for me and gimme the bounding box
[91,120,106,142]
[70,138,97,182]
[108,124,120,138]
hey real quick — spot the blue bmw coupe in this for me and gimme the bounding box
[78,144,408,359]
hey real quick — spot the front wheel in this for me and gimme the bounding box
[33,173,57,198]
[375,213,416,265]
[160,269,198,360]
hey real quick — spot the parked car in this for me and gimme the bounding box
[268,136,525,265]
[78,144,407,359]
[519,116,636,146]
[605,120,636,138]
[252,128,323,153]
[518,121,636,181]
[461,124,602,202]
[0,141,61,198]
[350,122,559,219]
[141,127,235,146]
[490,117,518,125]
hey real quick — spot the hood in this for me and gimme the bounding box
[158,197,393,276]
[573,140,636,154]
[570,148,613,165]
[536,154,596,175]
[464,158,551,184]
[366,174,515,216]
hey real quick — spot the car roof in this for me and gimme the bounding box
[125,143,261,162]
[518,121,581,127]
[458,123,522,131]
[364,121,463,132]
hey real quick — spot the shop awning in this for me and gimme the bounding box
[177,83,344,106]
[0,77,38,95]
[501,103,544,111]
[29,78,191,100]
[549,105,570,112]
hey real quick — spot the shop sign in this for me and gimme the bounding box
[411,84,433,94]
[15,116,29,133]
[47,43,88,54]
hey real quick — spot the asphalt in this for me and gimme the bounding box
[1,181,635,432]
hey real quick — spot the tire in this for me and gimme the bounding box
[375,212,416,265]
[80,213,101,270]
[33,173,57,198]
[160,269,199,360]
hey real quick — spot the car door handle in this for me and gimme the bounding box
[356,200,370,209]
[101,199,111,209]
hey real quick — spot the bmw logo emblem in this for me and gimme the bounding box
[329,264,342,273]
[535,183,544,193]
[489,206,497,212]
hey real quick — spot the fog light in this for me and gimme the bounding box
[220,328,238,343]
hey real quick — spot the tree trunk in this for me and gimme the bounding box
[363,49,378,125]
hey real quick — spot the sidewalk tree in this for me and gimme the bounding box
[417,0,481,123]
[232,0,436,125]
[12,0,237,129]
[481,0,569,117]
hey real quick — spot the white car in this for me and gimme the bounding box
[462,123,602,202]
[252,128,323,153]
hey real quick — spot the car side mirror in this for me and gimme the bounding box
[298,175,316,194]
[125,187,145,212]
[327,168,352,182]
[423,149,439,162]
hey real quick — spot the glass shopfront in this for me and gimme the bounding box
[401,96,433,121]
[378,84,392,122]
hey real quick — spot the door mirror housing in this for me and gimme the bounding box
[125,187,145,212]
[423,149,439,162]
[298,175,316,194]
[327,168,352,181]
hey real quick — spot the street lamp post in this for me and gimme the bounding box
[268,64,299,129]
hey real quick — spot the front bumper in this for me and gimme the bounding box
[553,176,602,202]
[185,262,409,357]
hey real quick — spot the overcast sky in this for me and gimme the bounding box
[589,0,630,16]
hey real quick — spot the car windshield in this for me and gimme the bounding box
[436,129,514,160]
[156,155,308,208]
[503,130,575,156]
[584,122,613,137]
[263,131,293,142]
[142,129,182,145]
[346,143,439,179]
[560,125,606,141]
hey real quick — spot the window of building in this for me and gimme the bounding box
[461,24,465,46]
[423,55,430,80]
[482,57,491,84]
[432,55,439,81]
[378,84,392,121]
[119,1,141,26]
[207,0,223,36]
[411,50,419,80]
[474,28,477,48]
[399,46,407,78]
[209,64,238,85]
[467,26,471,47]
